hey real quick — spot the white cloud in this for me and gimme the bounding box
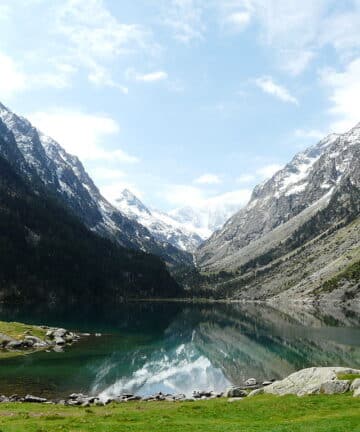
[194,174,221,184]
[164,184,251,208]
[320,58,360,133]
[217,1,360,75]
[207,189,251,208]
[225,11,251,31]
[164,185,205,207]
[0,52,26,98]
[236,174,256,184]
[162,0,205,43]
[282,50,315,76]
[51,0,158,89]
[28,109,139,163]
[56,0,153,60]
[256,163,283,179]
[91,167,126,181]
[255,76,298,105]
[131,70,168,83]
[88,66,129,94]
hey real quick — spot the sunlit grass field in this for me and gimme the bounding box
[0,394,359,432]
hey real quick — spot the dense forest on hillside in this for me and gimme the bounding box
[0,154,181,305]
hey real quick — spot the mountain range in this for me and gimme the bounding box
[114,189,242,252]
[195,124,360,303]
[115,189,204,253]
[0,102,192,268]
[0,100,359,305]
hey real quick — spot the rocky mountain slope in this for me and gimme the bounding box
[115,189,203,253]
[195,123,360,302]
[0,131,181,305]
[0,102,190,267]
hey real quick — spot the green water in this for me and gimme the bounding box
[0,302,359,399]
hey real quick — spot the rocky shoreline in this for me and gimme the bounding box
[0,367,359,407]
[0,326,82,353]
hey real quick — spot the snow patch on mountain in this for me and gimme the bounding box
[197,123,360,271]
[169,202,243,239]
[115,189,204,252]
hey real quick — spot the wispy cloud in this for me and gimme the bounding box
[236,174,256,184]
[194,174,221,184]
[225,11,251,31]
[255,76,298,105]
[0,0,160,94]
[294,128,325,140]
[131,70,169,83]
[88,66,129,93]
[162,0,206,43]
[164,184,251,208]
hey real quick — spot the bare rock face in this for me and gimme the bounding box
[262,367,360,396]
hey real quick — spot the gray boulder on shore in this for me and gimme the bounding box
[249,367,360,397]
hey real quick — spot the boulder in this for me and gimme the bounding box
[54,336,65,345]
[245,378,257,386]
[24,395,47,403]
[353,387,360,398]
[53,328,67,338]
[350,379,360,392]
[263,367,360,396]
[320,380,350,394]
[6,340,24,349]
[228,397,244,403]
[0,333,17,347]
[247,388,264,397]
[24,335,46,345]
[226,387,248,398]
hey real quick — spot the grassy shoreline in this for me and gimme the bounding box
[0,394,359,432]
[0,321,48,359]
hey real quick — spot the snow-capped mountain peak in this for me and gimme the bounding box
[116,189,151,217]
[197,123,360,271]
[115,189,204,252]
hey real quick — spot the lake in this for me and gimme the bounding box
[0,301,359,399]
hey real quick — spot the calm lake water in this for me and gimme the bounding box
[0,302,359,399]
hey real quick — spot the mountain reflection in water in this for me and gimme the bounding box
[0,301,359,399]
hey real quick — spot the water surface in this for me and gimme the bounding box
[0,302,359,399]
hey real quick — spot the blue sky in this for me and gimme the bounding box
[1,0,360,211]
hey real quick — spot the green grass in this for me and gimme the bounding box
[319,258,360,293]
[0,394,359,432]
[0,321,47,341]
[0,321,48,359]
[337,373,360,381]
